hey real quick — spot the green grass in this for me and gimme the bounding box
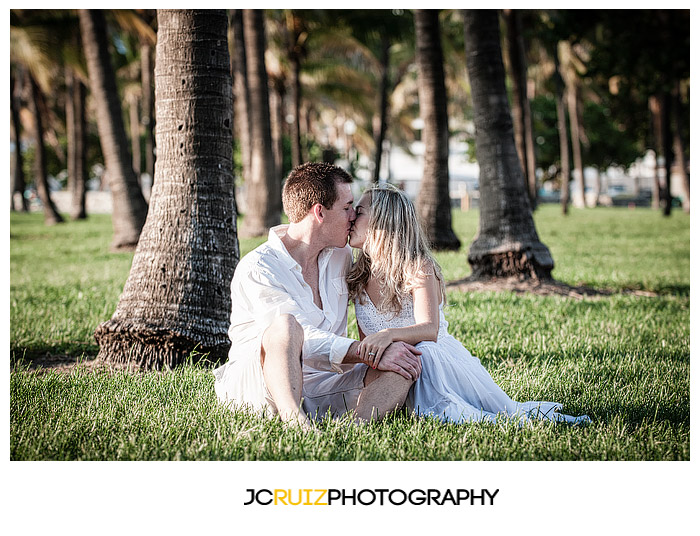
[9,205,690,460]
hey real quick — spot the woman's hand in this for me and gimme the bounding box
[357,329,394,368]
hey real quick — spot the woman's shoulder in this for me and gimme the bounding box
[412,259,441,285]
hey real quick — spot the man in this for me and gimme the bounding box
[213,162,422,429]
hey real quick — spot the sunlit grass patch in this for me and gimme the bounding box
[9,205,689,460]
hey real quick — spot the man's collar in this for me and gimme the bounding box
[267,225,299,271]
[268,224,340,272]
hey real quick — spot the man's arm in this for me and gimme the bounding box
[241,265,358,373]
[340,340,422,381]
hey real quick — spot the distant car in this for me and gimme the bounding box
[607,185,628,197]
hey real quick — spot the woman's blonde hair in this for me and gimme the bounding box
[347,184,446,314]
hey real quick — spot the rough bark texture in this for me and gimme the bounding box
[28,75,63,225]
[463,9,553,280]
[239,9,280,238]
[94,9,239,369]
[79,9,148,249]
[414,9,461,251]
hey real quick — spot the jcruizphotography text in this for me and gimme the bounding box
[244,488,499,506]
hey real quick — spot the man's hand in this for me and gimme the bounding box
[374,341,422,381]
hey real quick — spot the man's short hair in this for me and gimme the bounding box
[282,162,353,223]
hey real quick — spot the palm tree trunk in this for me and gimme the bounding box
[73,77,88,220]
[286,11,304,170]
[592,168,601,208]
[290,53,302,169]
[567,83,585,208]
[141,38,155,184]
[66,67,87,220]
[670,80,689,213]
[372,36,391,184]
[28,75,63,225]
[94,9,239,369]
[503,9,537,210]
[560,41,585,209]
[231,9,252,185]
[10,71,29,212]
[414,9,460,251]
[270,78,286,181]
[649,95,662,210]
[240,9,280,237]
[463,9,553,280]
[660,92,673,216]
[79,9,148,249]
[129,92,141,179]
[553,47,570,215]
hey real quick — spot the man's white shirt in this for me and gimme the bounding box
[227,224,356,374]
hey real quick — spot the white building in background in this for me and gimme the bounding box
[342,138,480,207]
[347,136,685,209]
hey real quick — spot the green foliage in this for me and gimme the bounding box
[581,99,645,170]
[530,94,560,179]
[10,205,689,460]
[530,94,648,183]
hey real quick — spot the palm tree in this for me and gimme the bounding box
[10,70,29,212]
[136,10,156,184]
[330,10,415,183]
[94,9,239,369]
[65,64,88,220]
[28,73,64,224]
[552,47,571,215]
[503,9,537,209]
[558,40,586,209]
[78,9,148,250]
[670,80,690,213]
[279,13,375,161]
[283,10,306,168]
[239,9,280,238]
[10,10,66,221]
[463,9,553,279]
[413,9,460,251]
[231,10,252,185]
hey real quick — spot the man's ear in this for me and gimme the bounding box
[311,203,324,224]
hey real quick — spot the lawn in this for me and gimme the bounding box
[9,204,690,460]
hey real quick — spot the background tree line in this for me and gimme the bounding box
[9,9,689,368]
[10,9,690,227]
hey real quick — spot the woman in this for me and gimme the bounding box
[347,184,590,425]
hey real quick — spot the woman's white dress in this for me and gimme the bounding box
[354,292,591,425]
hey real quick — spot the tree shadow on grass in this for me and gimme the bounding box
[11,345,222,375]
[12,347,103,374]
[447,276,689,299]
